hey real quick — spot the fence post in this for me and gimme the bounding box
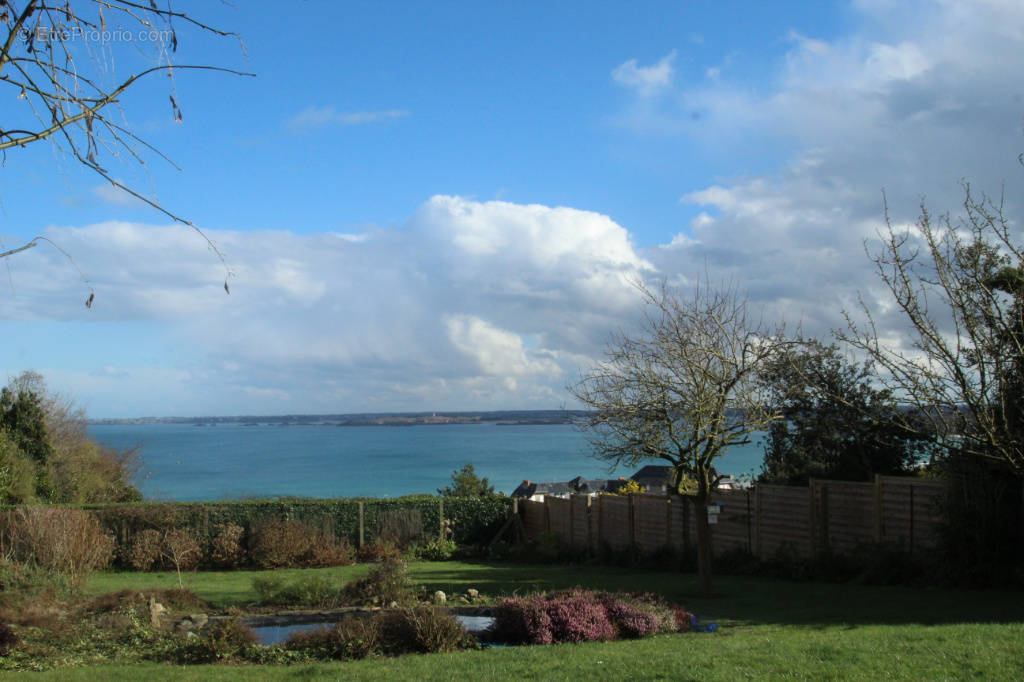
[597,495,604,548]
[873,474,884,543]
[358,501,365,548]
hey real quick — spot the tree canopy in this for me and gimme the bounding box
[839,187,1024,476]
[437,463,497,497]
[571,280,788,595]
[0,371,139,504]
[758,340,927,485]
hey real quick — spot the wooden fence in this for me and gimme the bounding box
[519,475,947,560]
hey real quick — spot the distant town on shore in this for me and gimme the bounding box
[90,410,590,427]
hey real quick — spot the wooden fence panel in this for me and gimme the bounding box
[598,495,631,551]
[710,490,753,555]
[520,500,546,539]
[569,495,591,551]
[517,476,947,561]
[633,495,669,553]
[819,481,874,555]
[757,485,812,558]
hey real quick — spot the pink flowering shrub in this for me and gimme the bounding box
[491,589,685,645]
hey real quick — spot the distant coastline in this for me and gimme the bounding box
[89,409,589,428]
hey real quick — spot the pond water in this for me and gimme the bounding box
[249,615,496,646]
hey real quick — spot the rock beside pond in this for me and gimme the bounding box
[433,590,447,605]
[174,613,209,633]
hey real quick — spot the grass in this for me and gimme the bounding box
[9,560,1024,680]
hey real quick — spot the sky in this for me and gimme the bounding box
[2,0,1023,418]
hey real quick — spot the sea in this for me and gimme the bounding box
[87,422,768,502]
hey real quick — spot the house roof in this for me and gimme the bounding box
[631,465,673,485]
[512,476,623,498]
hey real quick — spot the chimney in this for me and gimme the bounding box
[522,480,531,487]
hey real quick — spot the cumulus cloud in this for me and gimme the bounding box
[2,196,652,415]
[612,50,677,96]
[286,107,409,132]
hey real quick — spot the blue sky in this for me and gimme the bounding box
[3,0,1024,417]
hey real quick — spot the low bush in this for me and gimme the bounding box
[356,538,402,563]
[343,557,418,607]
[171,618,258,664]
[285,616,380,660]
[127,529,164,571]
[490,589,684,645]
[415,538,457,561]
[0,507,114,589]
[0,620,19,656]
[378,607,476,655]
[209,523,245,568]
[250,519,354,569]
[83,589,210,615]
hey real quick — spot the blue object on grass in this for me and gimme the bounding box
[688,614,719,633]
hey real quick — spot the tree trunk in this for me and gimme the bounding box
[695,484,714,597]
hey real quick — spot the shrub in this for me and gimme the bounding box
[356,538,402,563]
[209,523,245,569]
[415,538,456,561]
[0,507,114,589]
[490,589,684,644]
[342,557,417,606]
[490,595,554,645]
[0,619,19,656]
[378,607,475,655]
[602,600,659,638]
[160,529,202,583]
[285,616,380,660]
[173,618,258,664]
[250,519,354,569]
[543,594,614,643]
[128,529,163,571]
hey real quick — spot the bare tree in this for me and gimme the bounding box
[1,1,253,295]
[839,187,1024,476]
[571,279,788,596]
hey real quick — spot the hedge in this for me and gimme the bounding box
[62,496,512,568]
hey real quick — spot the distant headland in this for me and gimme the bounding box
[89,410,589,427]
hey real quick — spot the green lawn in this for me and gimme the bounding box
[8,561,1024,680]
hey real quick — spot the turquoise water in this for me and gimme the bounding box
[88,423,767,501]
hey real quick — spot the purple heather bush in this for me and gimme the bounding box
[491,589,685,645]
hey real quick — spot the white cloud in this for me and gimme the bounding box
[612,50,677,97]
[445,315,560,377]
[286,107,409,132]
[2,196,652,416]
[639,0,1024,345]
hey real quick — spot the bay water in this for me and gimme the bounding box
[88,423,767,502]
